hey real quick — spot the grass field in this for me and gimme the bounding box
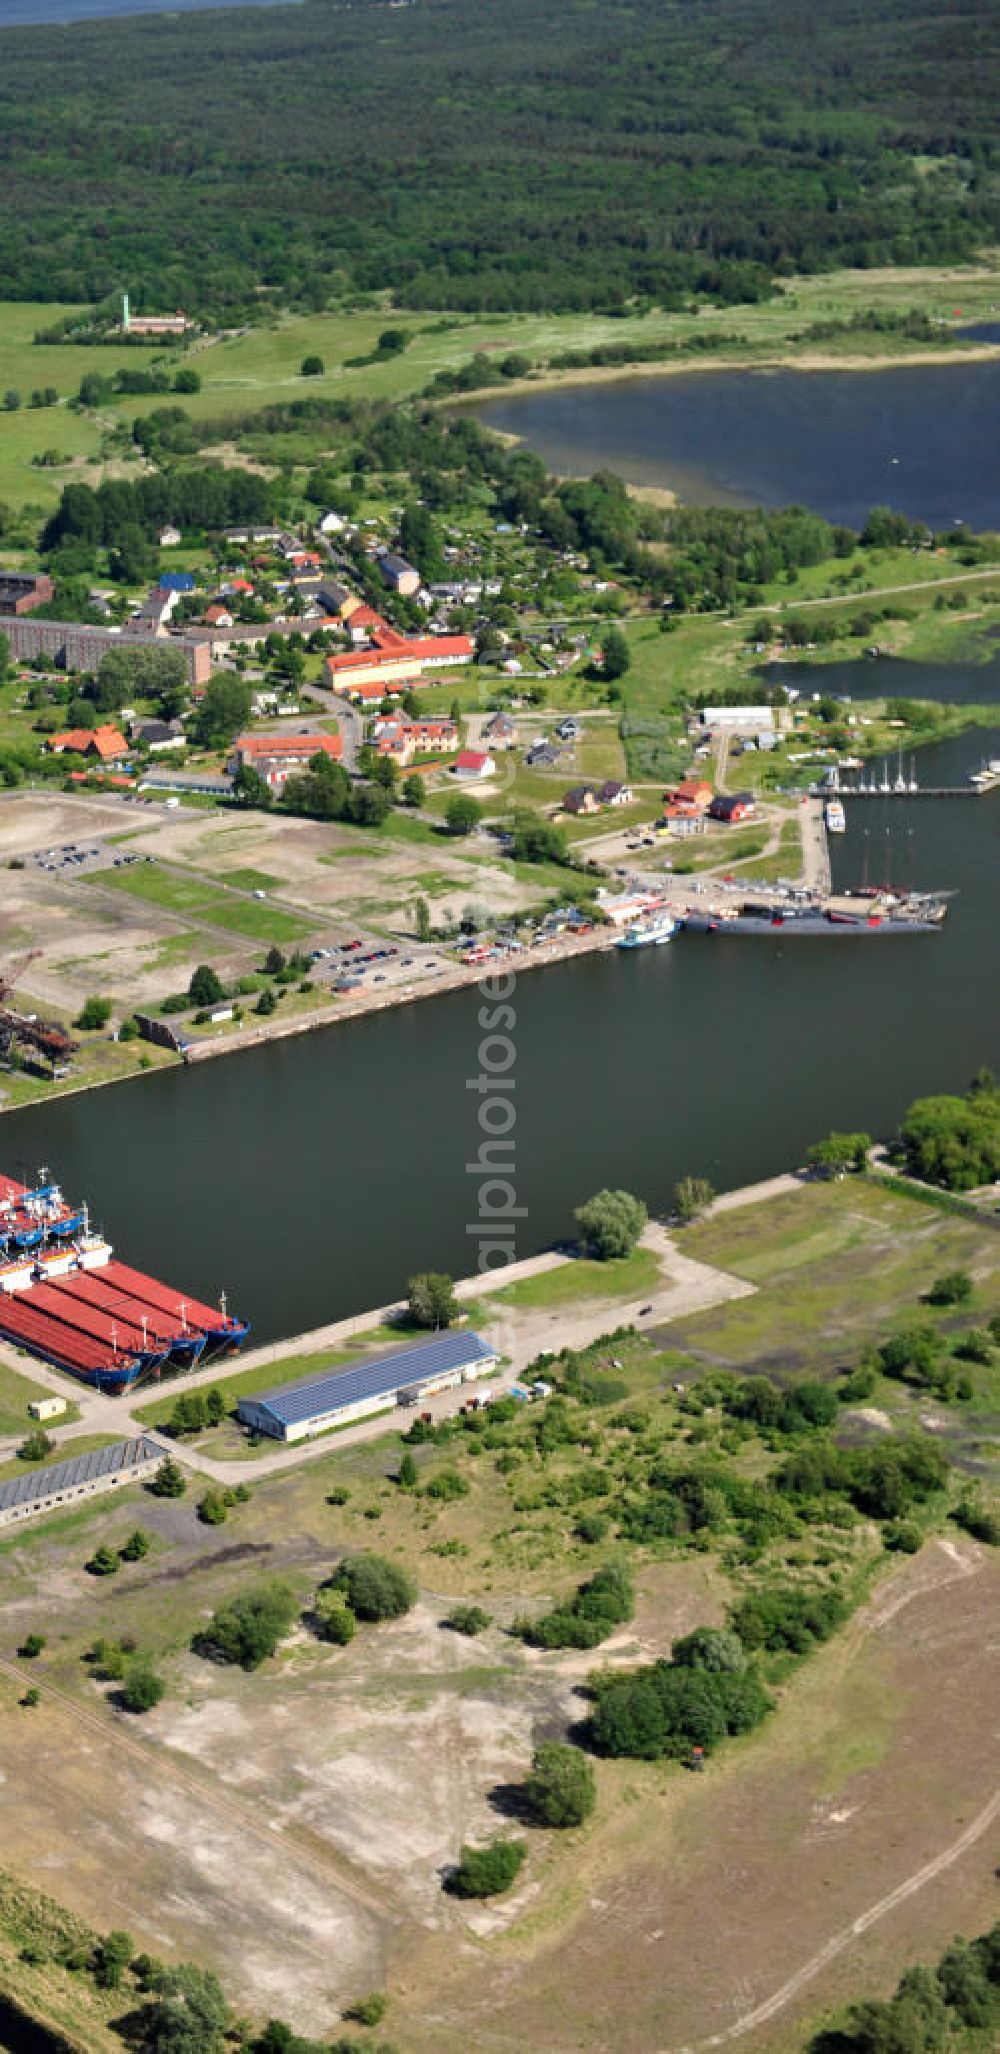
[1,263,999,509]
[0,1357,79,1438]
[670,1178,1000,1389]
[89,864,313,944]
[486,1247,661,1309]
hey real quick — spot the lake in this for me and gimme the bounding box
[473,360,1000,531]
[0,0,298,24]
[4,714,998,1344]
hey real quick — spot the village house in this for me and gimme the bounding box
[596,779,632,807]
[562,785,600,816]
[378,552,421,597]
[659,807,705,837]
[130,719,186,753]
[708,791,757,824]
[132,586,179,630]
[157,525,182,548]
[525,740,564,769]
[450,749,496,781]
[229,731,343,795]
[203,603,234,629]
[666,777,714,814]
[483,710,516,749]
[46,725,129,763]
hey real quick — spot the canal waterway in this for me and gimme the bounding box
[4,718,997,1345]
[472,360,1000,531]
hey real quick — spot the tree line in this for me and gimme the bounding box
[0,0,997,316]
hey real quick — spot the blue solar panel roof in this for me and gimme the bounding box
[243,1330,496,1428]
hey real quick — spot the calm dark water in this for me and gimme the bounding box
[473,361,1000,530]
[769,652,1000,707]
[0,0,297,23]
[4,720,998,1344]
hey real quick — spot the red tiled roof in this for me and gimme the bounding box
[237,732,342,761]
[48,725,128,760]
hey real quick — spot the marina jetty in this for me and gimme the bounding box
[815,755,1000,800]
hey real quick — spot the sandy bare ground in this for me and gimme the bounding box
[0,1653,392,2028]
[396,1540,1000,2054]
[131,807,543,926]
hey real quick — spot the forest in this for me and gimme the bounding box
[0,0,998,316]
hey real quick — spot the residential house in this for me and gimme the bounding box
[46,725,129,763]
[483,710,516,749]
[555,717,582,742]
[659,807,705,837]
[158,526,182,548]
[596,780,632,807]
[708,792,756,824]
[130,719,186,753]
[525,741,563,769]
[318,510,347,536]
[450,749,496,781]
[562,785,599,816]
[203,603,234,629]
[378,553,421,597]
[667,778,714,814]
[223,526,284,548]
[133,587,178,629]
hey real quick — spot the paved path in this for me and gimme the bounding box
[800,797,832,894]
[705,1169,809,1215]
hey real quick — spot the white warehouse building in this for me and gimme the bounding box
[236,1330,498,1443]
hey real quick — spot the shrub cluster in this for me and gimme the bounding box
[519,1562,634,1650]
[590,1646,771,1761]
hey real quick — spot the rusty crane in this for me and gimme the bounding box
[0,951,78,1071]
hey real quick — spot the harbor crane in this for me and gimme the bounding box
[0,951,78,1071]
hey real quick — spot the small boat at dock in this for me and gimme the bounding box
[616,911,679,949]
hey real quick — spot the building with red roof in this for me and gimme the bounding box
[229,731,343,794]
[326,629,474,696]
[451,749,496,780]
[46,725,129,763]
[667,778,714,813]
